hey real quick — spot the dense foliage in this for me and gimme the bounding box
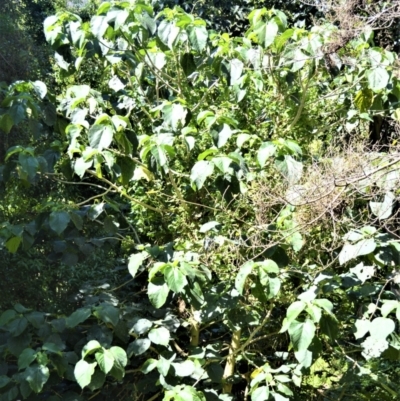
[2,1,400,400]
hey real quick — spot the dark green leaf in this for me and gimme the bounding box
[94,303,119,327]
[18,348,37,370]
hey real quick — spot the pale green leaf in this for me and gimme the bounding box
[367,68,389,91]
[369,317,395,339]
[148,327,170,346]
[128,252,146,278]
[339,239,376,265]
[288,319,315,352]
[95,349,114,374]
[148,281,169,308]
[74,360,96,389]
[190,161,214,190]
[164,265,187,293]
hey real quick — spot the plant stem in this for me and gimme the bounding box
[222,328,242,394]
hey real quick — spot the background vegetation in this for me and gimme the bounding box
[1,1,400,400]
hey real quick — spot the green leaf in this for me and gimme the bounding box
[313,299,334,314]
[369,317,395,339]
[18,154,39,180]
[217,124,234,147]
[252,386,269,401]
[0,376,11,389]
[275,156,303,185]
[199,221,221,233]
[148,280,169,308]
[32,81,47,99]
[95,349,114,374]
[267,277,281,299]
[367,68,389,91]
[280,301,306,333]
[127,339,151,356]
[0,309,16,325]
[8,317,28,336]
[87,369,106,391]
[18,348,37,370]
[180,53,197,76]
[273,392,290,401]
[164,265,188,293]
[339,238,376,265]
[354,89,373,112]
[74,157,93,178]
[257,260,279,274]
[128,252,146,278]
[133,319,153,335]
[370,192,394,219]
[49,211,71,236]
[190,161,214,190]
[230,59,244,86]
[88,124,113,150]
[162,103,187,131]
[354,319,371,340]
[187,25,208,52]
[91,15,109,38]
[94,303,119,327]
[0,113,13,134]
[5,236,22,253]
[66,307,91,328]
[235,262,254,295]
[172,360,195,377]
[24,364,50,393]
[82,340,102,358]
[74,360,96,389]
[109,346,127,368]
[141,358,158,374]
[148,327,170,346]
[256,19,279,48]
[158,20,180,49]
[258,142,276,167]
[381,301,399,317]
[157,356,172,376]
[288,319,316,351]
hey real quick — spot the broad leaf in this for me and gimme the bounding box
[369,317,395,339]
[88,124,113,150]
[18,348,37,370]
[74,360,96,389]
[66,307,91,328]
[367,68,389,91]
[288,319,316,352]
[49,211,70,236]
[148,327,170,346]
[339,239,376,265]
[190,161,214,190]
[187,25,208,52]
[148,281,169,308]
[95,349,114,374]
[24,365,50,393]
[164,265,187,293]
[128,252,146,278]
[133,319,153,335]
[127,339,151,356]
[235,262,254,295]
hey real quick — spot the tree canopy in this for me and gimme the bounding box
[1,1,400,400]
